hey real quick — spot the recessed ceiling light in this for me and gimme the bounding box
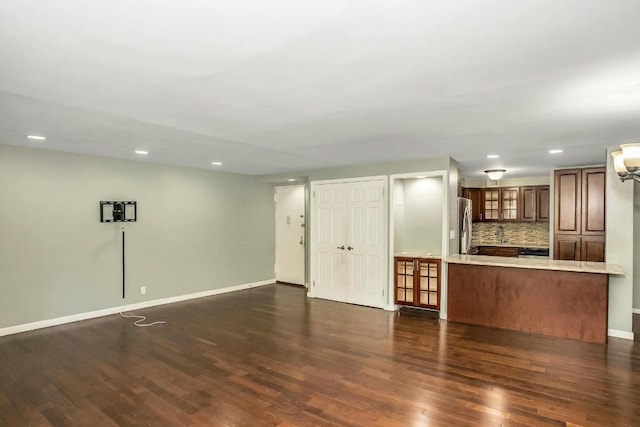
[487,154,499,159]
[549,149,564,154]
[287,178,296,182]
[211,161,222,166]
[134,150,149,155]
[27,135,46,140]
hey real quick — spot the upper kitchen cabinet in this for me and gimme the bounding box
[537,186,550,222]
[481,187,519,222]
[520,185,550,222]
[553,167,605,261]
[462,188,482,222]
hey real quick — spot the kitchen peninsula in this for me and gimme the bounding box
[446,255,624,344]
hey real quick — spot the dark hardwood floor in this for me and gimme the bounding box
[1,284,639,426]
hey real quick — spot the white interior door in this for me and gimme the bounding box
[275,185,305,285]
[313,183,348,302]
[346,180,385,308]
[311,177,386,308]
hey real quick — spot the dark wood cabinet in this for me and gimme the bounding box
[463,188,482,222]
[581,168,606,235]
[520,186,537,222]
[553,168,605,261]
[481,187,519,221]
[581,235,606,262]
[554,235,581,261]
[537,186,550,222]
[463,185,549,223]
[520,185,550,222]
[555,169,582,235]
[477,246,519,257]
[394,257,440,310]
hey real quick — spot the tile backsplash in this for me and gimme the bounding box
[472,222,550,246]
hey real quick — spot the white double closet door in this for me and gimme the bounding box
[311,177,387,308]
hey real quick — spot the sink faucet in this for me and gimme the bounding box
[496,225,508,243]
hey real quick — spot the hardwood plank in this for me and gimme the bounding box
[0,284,638,426]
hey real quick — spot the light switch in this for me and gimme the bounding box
[449,229,456,239]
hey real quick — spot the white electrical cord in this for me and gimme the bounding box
[120,311,166,327]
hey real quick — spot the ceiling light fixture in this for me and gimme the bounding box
[487,154,499,159]
[211,161,222,166]
[485,169,506,181]
[415,175,427,179]
[134,150,149,155]
[27,135,46,140]
[287,178,296,182]
[612,143,640,182]
[549,149,563,154]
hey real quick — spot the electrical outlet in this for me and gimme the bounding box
[140,286,146,295]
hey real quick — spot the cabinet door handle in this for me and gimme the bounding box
[337,245,345,250]
[347,246,354,250]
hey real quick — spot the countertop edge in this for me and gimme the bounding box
[445,254,625,275]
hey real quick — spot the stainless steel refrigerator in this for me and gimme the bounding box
[458,197,473,254]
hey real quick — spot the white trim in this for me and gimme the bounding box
[608,329,634,340]
[632,308,640,314]
[310,175,388,186]
[0,279,274,338]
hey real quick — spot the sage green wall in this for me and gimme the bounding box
[634,181,640,311]
[398,177,444,255]
[606,146,633,334]
[0,145,275,329]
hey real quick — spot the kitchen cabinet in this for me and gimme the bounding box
[520,186,550,222]
[482,187,519,221]
[553,168,605,261]
[537,186,550,222]
[553,235,606,262]
[462,185,549,223]
[463,188,482,222]
[477,246,520,257]
[394,257,440,310]
[520,186,537,222]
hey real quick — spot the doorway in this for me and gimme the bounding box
[310,176,387,308]
[275,185,306,286]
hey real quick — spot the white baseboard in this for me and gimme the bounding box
[632,308,640,314]
[608,329,635,340]
[0,279,274,338]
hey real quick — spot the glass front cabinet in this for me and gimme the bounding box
[394,257,441,310]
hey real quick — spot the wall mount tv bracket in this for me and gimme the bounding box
[100,201,137,299]
[100,201,137,223]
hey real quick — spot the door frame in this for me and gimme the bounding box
[274,184,306,286]
[389,171,450,314]
[309,175,388,307]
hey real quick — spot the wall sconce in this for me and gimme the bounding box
[611,143,640,182]
[484,169,506,181]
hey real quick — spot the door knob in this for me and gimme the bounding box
[347,246,354,250]
[337,245,345,250]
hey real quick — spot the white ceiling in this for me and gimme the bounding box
[1,0,639,179]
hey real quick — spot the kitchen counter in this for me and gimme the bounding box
[446,254,624,344]
[447,254,624,275]
[395,252,441,259]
